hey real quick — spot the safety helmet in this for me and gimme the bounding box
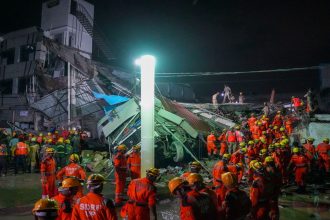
[47,139,53,143]
[87,174,106,185]
[117,144,127,151]
[146,168,160,177]
[190,161,202,169]
[240,147,247,154]
[64,139,71,144]
[236,163,243,169]
[259,149,267,156]
[254,139,260,143]
[39,133,43,137]
[280,143,286,148]
[132,145,141,150]
[248,140,254,145]
[277,110,281,114]
[222,128,227,132]
[60,177,81,189]
[239,142,246,147]
[249,160,258,169]
[222,153,231,160]
[262,131,266,135]
[257,122,262,126]
[292,147,299,153]
[323,138,329,143]
[261,115,266,119]
[46,148,55,154]
[57,139,63,144]
[186,173,204,185]
[31,137,36,142]
[168,177,185,194]
[32,198,58,217]
[69,154,80,163]
[47,132,51,136]
[251,161,263,171]
[260,137,266,144]
[264,156,274,163]
[273,126,278,130]
[55,131,59,134]
[280,127,285,132]
[274,143,280,148]
[235,125,241,130]
[307,137,315,142]
[221,172,238,188]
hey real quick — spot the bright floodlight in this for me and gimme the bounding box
[136,55,156,177]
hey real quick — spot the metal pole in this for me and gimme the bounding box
[67,62,71,126]
[137,55,156,177]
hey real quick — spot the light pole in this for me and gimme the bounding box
[135,55,156,177]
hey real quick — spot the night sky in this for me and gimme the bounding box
[1,0,330,99]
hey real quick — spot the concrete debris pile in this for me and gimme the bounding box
[81,150,112,173]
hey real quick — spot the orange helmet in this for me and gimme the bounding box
[132,145,141,150]
[189,161,202,170]
[69,154,80,163]
[60,177,81,189]
[221,172,238,188]
[46,148,55,154]
[87,174,106,185]
[47,139,53,143]
[186,173,204,185]
[32,198,58,217]
[168,177,185,194]
[146,168,160,177]
[117,144,127,151]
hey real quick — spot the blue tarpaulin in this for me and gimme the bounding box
[93,92,129,112]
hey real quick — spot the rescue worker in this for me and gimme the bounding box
[122,168,159,220]
[249,161,275,220]
[284,116,293,135]
[113,144,127,205]
[246,140,258,166]
[226,128,237,154]
[218,128,228,158]
[37,133,44,145]
[0,143,8,176]
[54,138,66,169]
[272,111,283,127]
[251,121,262,140]
[57,153,86,198]
[127,145,141,179]
[258,149,268,163]
[168,177,217,219]
[288,148,311,193]
[248,113,257,132]
[213,153,231,205]
[71,174,117,220]
[316,138,330,173]
[303,137,316,162]
[206,131,217,157]
[235,125,245,143]
[32,198,59,220]
[41,148,57,198]
[291,96,303,113]
[220,172,251,220]
[230,143,246,164]
[52,177,81,220]
[181,161,202,180]
[13,136,29,174]
[29,137,40,173]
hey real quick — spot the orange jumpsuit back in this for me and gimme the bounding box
[57,163,87,198]
[212,160,228,205]
[71,192,117,220]
[316,142,330,172]
[125,177,156,220]
[41,156,57,198]
[206,134,217,156]
[218,133,227,156]
[248,117,257,131]
[127,152,141,180]
[303,143,315,161]
[290,154,309,187]
[114,151,127,203]
[52,193,75,220]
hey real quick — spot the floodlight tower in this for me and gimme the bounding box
[135,55,156,177]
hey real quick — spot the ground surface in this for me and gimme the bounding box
[0,172,329,220]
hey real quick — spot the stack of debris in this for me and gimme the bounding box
[81,150,112,173]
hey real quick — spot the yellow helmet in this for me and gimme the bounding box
[274,143,280,148]
[69,154,80,163]
[132,145,141,150]
[323,138,329,143]
[146,168,160,177]
[46,148,55,154]
[47,132,52,136]
[268,144,274,150]
[87,174,106,185]
[264,156,274,163]
[235,125,241,130]
[221,172,238,188]
[260,137,266,144]
[39,133,43,137]
[248,140,254,145]
[168,177,185,194]
[47,139,53,143]
[186,173,204,185]
[31,137,36,142]
[60,177,81,189]
[240,147,247,154]
[292,147,299,153]
[57,139,63,144]
[249,160,258,169]
[190,161,202,169]
[239,142,246,147]
[273,126,278,130]
[280,127,285,132]
[223,153,231,160]
[251,161,263,171]
[64,139,71,144]
[307,137,315,142]
[117,144,127,151]
[32,198,58,217]
[259,149,267,155]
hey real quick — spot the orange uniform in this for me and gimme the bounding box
[57,163,87,198]
[272,115,283,127]
[181,171,192,180]
[221,187,251,220]
[71,192,117,220]
[248,116,257,131]
[251,125,261,140]
[218,133,227,156]
[41,157,57,198]
[284,119,293,135]
[52,193,75,220]
[114,152,127,203]
[212,160,228,205]
[303,143,315,161]
[316,142,330,172]
[206,134,217,156]
[124,177,156,220]
[127,152,141,180]
[289,154,310,187]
